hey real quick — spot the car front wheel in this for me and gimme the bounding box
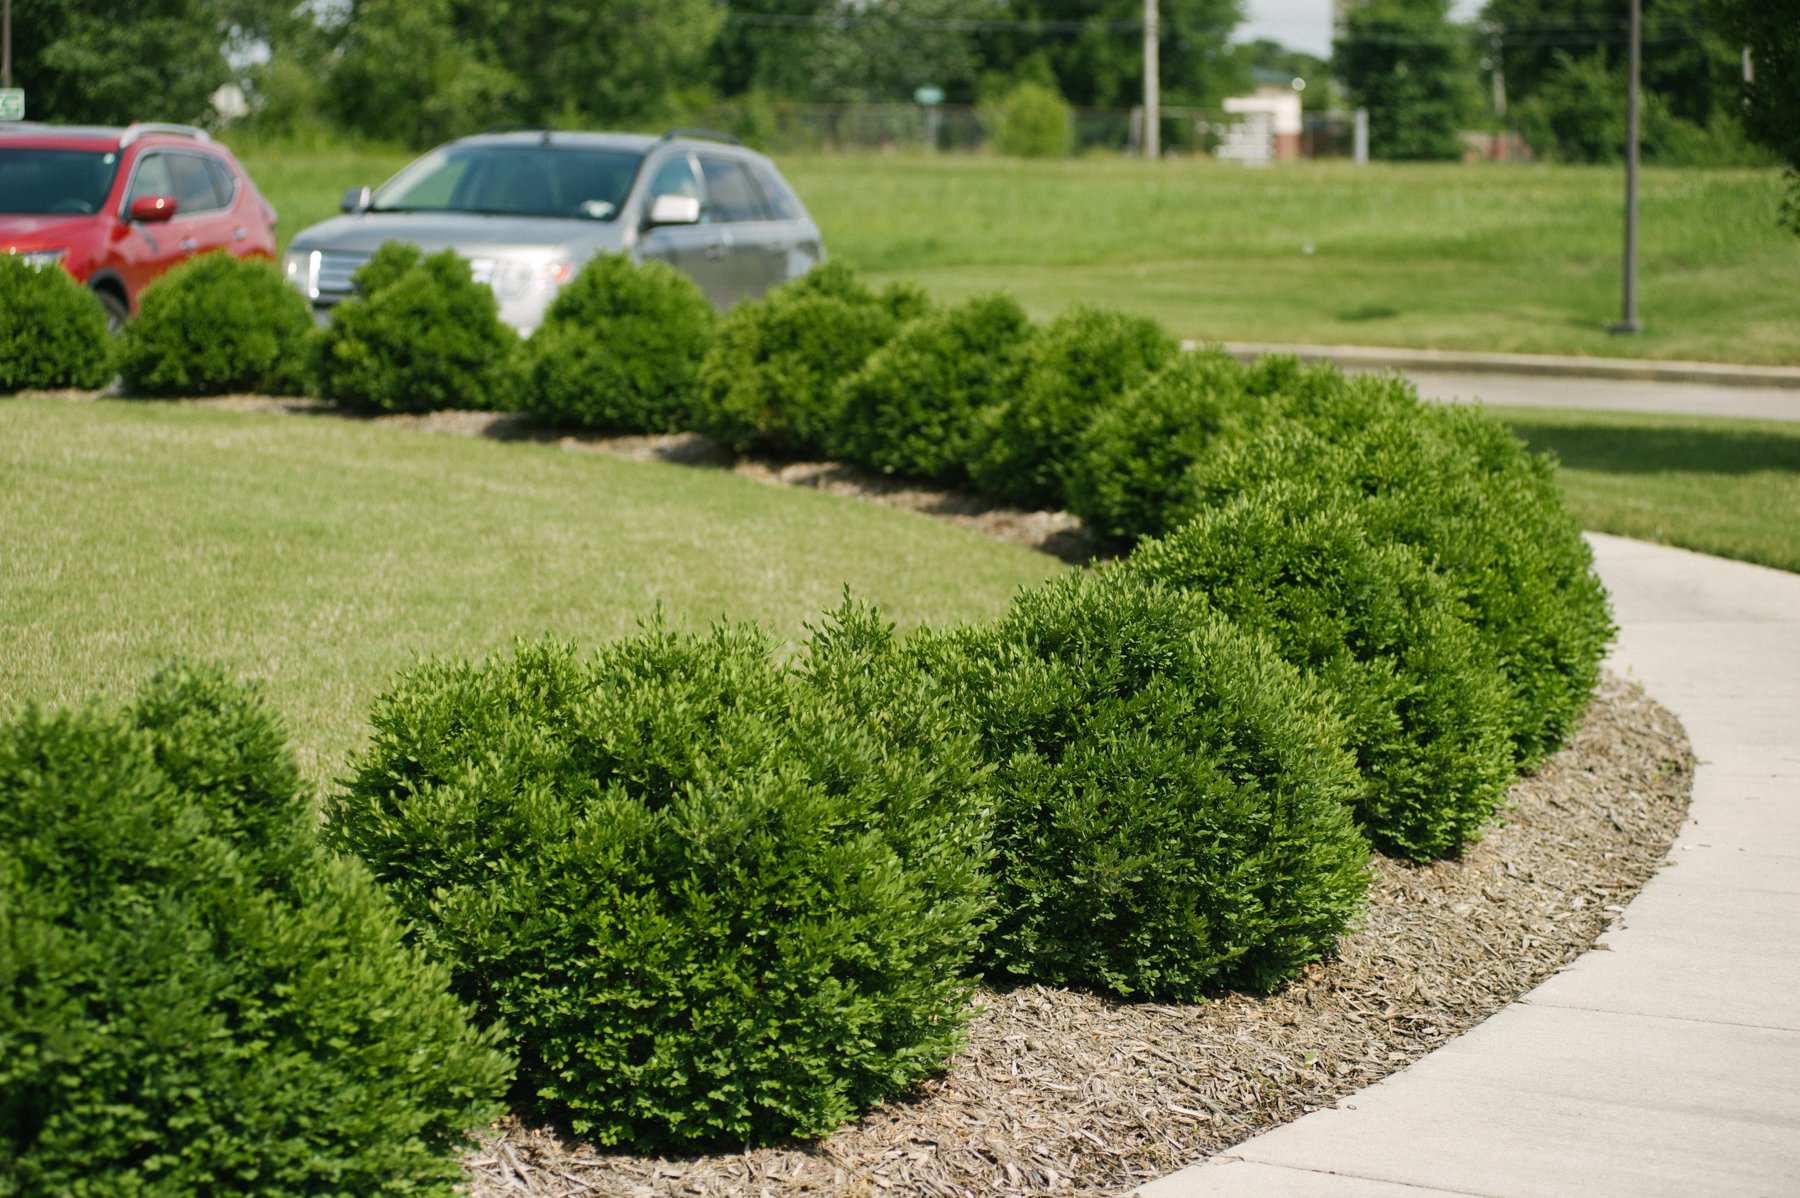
[93,288,129,333]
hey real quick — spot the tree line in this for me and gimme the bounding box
[9,0,1794,195]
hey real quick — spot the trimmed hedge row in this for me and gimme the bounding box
[0,666,512,1194]
[12,251,1614,1163]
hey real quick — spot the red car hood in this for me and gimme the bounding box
[0,214,100,250]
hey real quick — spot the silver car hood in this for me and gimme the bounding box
[287,211,631,258]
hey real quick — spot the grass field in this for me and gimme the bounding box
[0,398,1065,781]
[239,143,1800,365]
[1492,405,1800,575]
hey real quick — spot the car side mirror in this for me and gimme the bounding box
[341,186,373,215]
[645,194,701,228]
[129,195,178,223]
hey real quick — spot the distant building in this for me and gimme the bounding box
[1217,78,1304,164]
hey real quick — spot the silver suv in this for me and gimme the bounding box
[282,129,824,333]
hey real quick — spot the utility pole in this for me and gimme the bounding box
[1143,0,1160,159]
[1611,0,1642,334]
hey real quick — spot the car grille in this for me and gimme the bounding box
[313,250,366,299]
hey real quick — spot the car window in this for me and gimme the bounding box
[647,153,701,203]
[372,144,641,220]
[166,154,228,214]
[698,155,771,223]
[0,148,119,215]
[126,153,177,206]
[203,157,239,208]
[750,161,804,221]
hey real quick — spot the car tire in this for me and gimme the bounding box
[93,288,129,333]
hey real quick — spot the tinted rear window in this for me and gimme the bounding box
[0,148,120,215]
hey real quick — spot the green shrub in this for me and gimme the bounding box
[1067,350,1355,542]
[1128,487,1516,860]
[315,243,521,413]
[1180,373,1613,766]
[327,602,992,1151]
[0,665,512,1196]
[965,306,1177,510]
[689,263,924,457]
[991,80,1073,159]
[0,254,112,393]
[832,293,1036,482]
[920,567,1371,1000]
[520,255,716,433]
[116,252,316,397]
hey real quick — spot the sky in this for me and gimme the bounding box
[1234,0,1484,59]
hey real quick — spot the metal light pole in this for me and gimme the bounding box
[3,0,13,91]
[1143,0,1160,159]
[1611,0,1642,334]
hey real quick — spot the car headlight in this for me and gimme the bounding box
[487,257,572,299]
[282,248,321,298]
[14,248,68,269]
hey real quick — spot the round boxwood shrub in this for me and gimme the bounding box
[315,242,521,414]
[0,665,513,1196]
[520,254,717,433]
[1065,350,1347,543]
[990,80,1074,159]
[326,602,992,1151]
[919,567,1371,1000]
[1180,373,1613,766]
[689,262,928,457]
[0,253,112,393]
[116,251,316,397]
[1128,486,1517,860]
[832,293,1036,482]
[965,305,1178,511]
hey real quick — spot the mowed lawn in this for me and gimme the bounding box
[0,398,1066,782]
[1492,405,1800,575]
[239,144,1799,367]
[783,156,1799,366]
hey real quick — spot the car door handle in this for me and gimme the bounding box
[704,242,729,260]
[232,228,248,241]
[178,238,198,251]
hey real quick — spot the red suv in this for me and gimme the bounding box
[0,122,278,327]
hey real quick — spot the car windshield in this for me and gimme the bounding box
[369,144,643,221]
[0,148,120,215]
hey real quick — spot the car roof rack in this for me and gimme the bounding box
[119,122,212,147]
[659,128,742,147]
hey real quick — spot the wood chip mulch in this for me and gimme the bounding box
[162,398,1693,1198]
[461,676,1690,1198]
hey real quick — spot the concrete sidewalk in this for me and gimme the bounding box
[1218,342,1800,391]
[1213,343,1800,423]
[1135,533,1800,1198]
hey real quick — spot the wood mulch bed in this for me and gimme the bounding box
[173,399,1694,1198]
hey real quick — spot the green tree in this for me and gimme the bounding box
[974,0,1245,109]
[328,0,519,146]
[1229,38,1338,110]
[1483,0,1739,128]
[1335,0,1478,160]
[445,0,723,126]
[1706,0,1800,231]
[10,0,230,124]
[711,0,835,100]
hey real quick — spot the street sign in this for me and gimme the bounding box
[0,90,23,121]
[913,86,944,106]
